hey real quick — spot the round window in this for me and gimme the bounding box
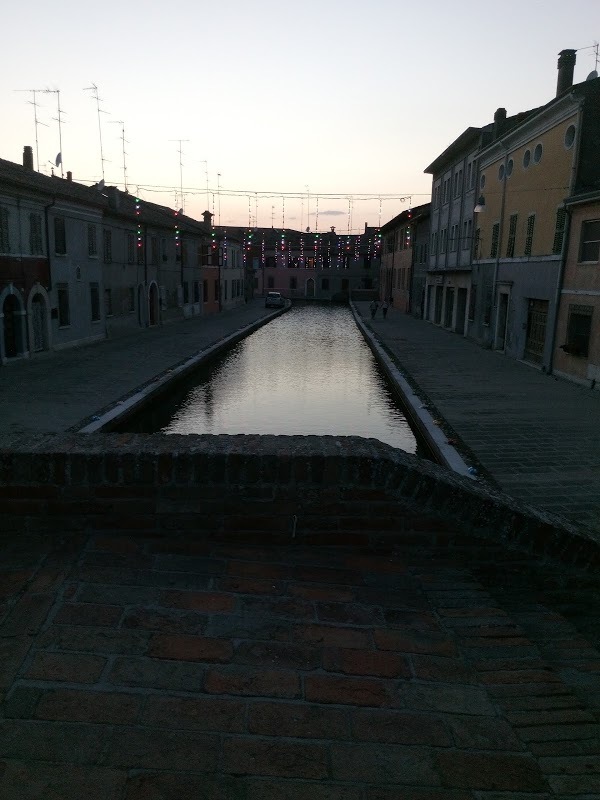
[480,173,486,190]
[507,159,514,177]
[523,149,531,168]
[498,164,505,181]
[533,143,543,164]
[564,124,576,149]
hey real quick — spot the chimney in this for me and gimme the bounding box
[106,186,120,211]
[66,171,72,182]
[493,107,507,139]
[557,49,576,96]
[365,222,368,234]
[23,146,34,170]
[202,210,213,228]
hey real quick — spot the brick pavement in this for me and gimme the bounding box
[358,303,600,533]
[1,528,599,798]
[0,300,275,444]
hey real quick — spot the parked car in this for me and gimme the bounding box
[265,291,285,308]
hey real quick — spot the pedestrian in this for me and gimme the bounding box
[370,299,378,320]
[382,300,389,319]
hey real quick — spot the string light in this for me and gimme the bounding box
[174,207,180,251]
[136,196,143,250]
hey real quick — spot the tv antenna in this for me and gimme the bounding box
[217,172,222,226]
[110,120,129,192]
[84,83,109,182]
[169,139,189,214]
[40,89,65,178]
[14,89,50,172]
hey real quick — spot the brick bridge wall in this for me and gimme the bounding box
[1,434,598,572]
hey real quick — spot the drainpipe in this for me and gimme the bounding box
[491,145,509,350]
[548,93,584,374]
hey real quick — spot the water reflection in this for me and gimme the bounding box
[130,306,419,454]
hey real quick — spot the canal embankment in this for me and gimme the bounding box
[0,300,284,443]
[354,301,600,535]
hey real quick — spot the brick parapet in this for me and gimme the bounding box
[1,434,598,572]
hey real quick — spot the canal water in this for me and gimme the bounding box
[120,306,424,455]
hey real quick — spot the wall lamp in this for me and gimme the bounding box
[474,195,486,213]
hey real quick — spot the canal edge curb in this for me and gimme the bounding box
[350,303,474,479]
[77,306,289,433]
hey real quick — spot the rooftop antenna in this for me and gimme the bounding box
[306,185,310,233]
[42,89,65,178]
[271,205,275,228]
[217,172,222,226]
[201,160,209,211]
[14,89,49,171]
[110,120,128,192]
[169,139,189,214]
[84,83,109,181]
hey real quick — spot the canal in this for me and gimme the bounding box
[117,305,428,456]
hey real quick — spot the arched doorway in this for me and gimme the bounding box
[306,278,315,298]
[148,283,159,326]
[30,293,49,352]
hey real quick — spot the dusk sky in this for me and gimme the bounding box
[2,1,598,232]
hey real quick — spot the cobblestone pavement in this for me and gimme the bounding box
[358,303,600,534]
[0,302,275,444]
[1,529,599,798]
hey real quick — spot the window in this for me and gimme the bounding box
[57,283,70,327]
[267,276,274,289]
[127,287,135,312]
[533,143,543,164]
[466,162,472,189]
[127,232,135,264]
[88,224,97,257]
[579,220,600,262]
[161,238,168,262]
[151,237,158,265]
[322,278,329,290]
[462,219,472,249]
[506,158,514,177]
[214,280,220,300]
[443,179,450,204]
[0,206,9,252]
[90,282,100,322]
[223,280,228,300]
[104,288,113,317]
[480,174,486,190]
[183,282,189,303]
[498,164,505,181]
[54,217,66,255]
[440,228,447,254]
[506,214,518,258]
[563,305,592,357]
[193,281,200,302]
[490,223,500,258]
[29,213,43,255]
[552,208,567,255]
[524,214,536,256]
[103,230,112,263]
[523,149,531,168]
[203,280,208,302]
[290,276,297,290]
[450,224,458,252]
[564,124,576,149]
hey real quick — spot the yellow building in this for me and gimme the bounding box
[471,51,600,368]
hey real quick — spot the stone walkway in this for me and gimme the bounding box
[357,303,600,534]
[1,527,600,799]
[0,301,275,444]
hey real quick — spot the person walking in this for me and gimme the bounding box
[370,299,378,320]
[382,300,389,319]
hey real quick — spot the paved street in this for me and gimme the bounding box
[0,301,275,444]
[357,302,600,533]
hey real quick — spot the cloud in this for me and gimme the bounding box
[318,210,345,216]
